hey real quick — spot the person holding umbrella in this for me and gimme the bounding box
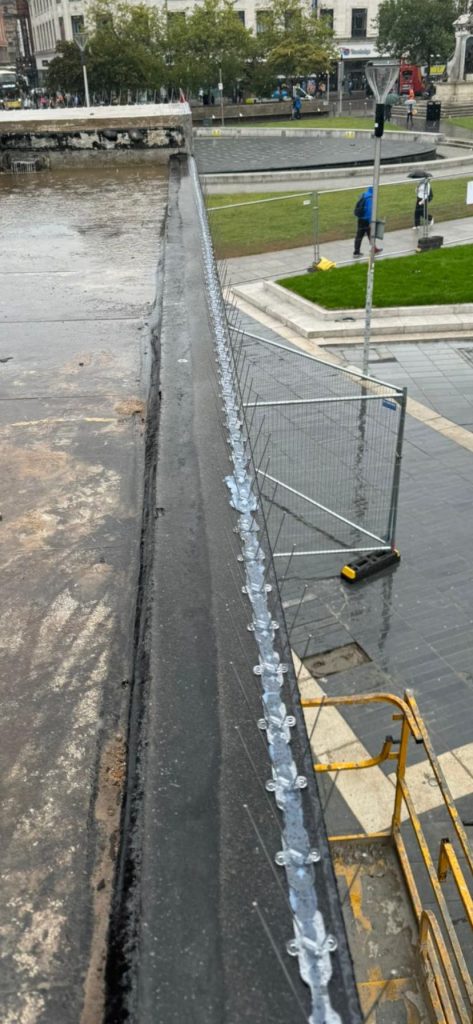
[413,174,434,230]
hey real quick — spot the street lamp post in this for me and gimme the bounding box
[362,60,399,376]
[74,32,90,108]
[337,59,343,115]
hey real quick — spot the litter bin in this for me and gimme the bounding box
[375,219,385,240]
[425,101,441,129]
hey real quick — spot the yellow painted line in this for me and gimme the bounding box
[390,744,473,817]
[294,655,473,833]
[333,858,373,933]
[295,656,395,833]
[8,417,116,427]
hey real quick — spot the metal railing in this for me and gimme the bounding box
[11,159,38,173]
[231,325,406,566]
[301,688,473,1024]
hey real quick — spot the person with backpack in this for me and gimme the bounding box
[292,94,302,120]
[413,178,434,229]
[353,186,382,257]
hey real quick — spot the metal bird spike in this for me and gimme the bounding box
[288,585,309,643]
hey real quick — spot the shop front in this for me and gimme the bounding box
[338,42,379,94]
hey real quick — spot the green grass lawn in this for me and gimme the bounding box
[254,117,400,131]
[207,177,473,259]
[446,116,473,131]
[278,245,473,309]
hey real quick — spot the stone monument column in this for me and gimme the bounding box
[447,13,473,81]
[437,11,473,104]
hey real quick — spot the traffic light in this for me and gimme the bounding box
[374,102,385,138]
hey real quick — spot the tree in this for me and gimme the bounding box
[376,0,466,69]
[88,0,166,92]
[256,0,337,81]
[166,0,254,96]
[47,0,167,96]
[46,42,83,93]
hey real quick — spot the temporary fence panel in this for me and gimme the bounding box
[207,174,473,266]
[232,327,406,564]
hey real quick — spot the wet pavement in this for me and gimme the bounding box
[331,341,473,428]
[0,165,167,1024]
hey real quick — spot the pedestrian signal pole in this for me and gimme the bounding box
[362,61,399,376]
[74,32,90,108]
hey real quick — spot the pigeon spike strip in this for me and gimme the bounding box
[189,155,342,1024]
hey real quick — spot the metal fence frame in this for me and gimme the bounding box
[232,327,407,563]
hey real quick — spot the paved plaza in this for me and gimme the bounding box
[195,134,437,174]
[333,341,473,427]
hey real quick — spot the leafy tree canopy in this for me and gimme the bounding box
[167,0,255,93]
[46,42,83,93]
[257,0,337,79]
[377,0,468,68]
[46,0,336,98]
[47,0,166,94]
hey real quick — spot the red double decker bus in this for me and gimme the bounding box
[399,64,425,97]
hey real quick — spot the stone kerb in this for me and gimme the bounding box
[263,279,473,321]
[194,125,443,146]
[232,278,473,341]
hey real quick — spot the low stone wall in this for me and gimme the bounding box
[436,81,473,104]
[0,103,192,168]
[191,99,330,123]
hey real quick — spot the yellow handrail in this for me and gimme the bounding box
[300,688,473,1023]
[438,839,473,930]
[311,735,396,773]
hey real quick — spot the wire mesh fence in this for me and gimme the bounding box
[231,326,406,569]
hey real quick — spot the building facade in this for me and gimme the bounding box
[0,0,20,68]
[29,0,84,80]
[28,0,381,86]
[320,0,380,89]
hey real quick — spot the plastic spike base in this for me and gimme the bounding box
[416,235,443,252]
[307,256,336,273]
[341,548,401,583]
